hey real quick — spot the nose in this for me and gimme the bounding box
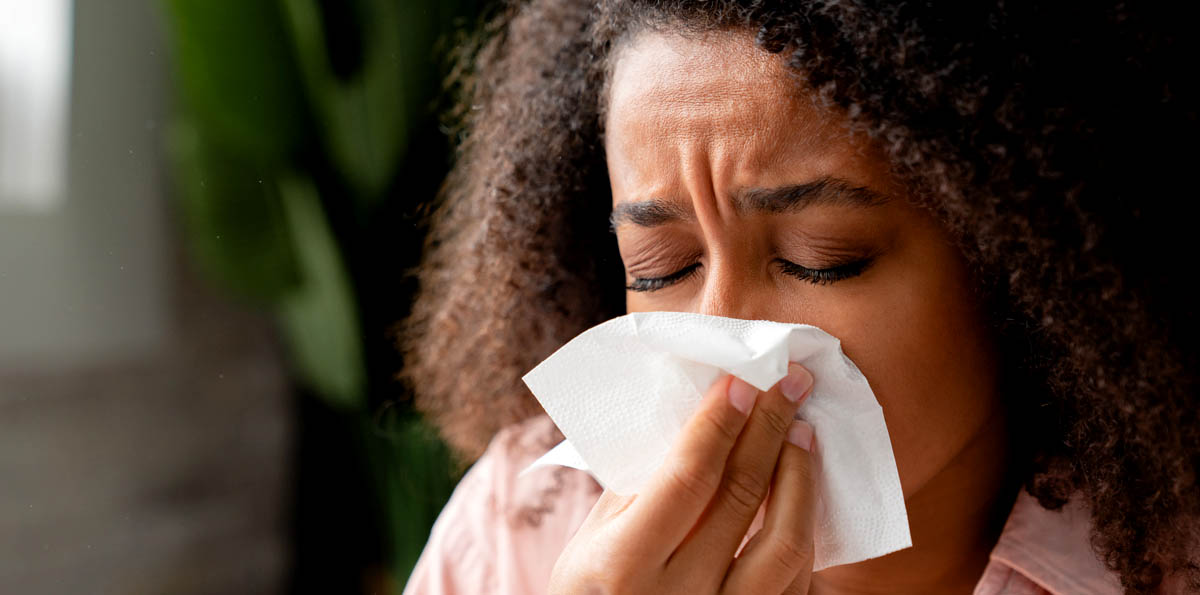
[696,254,772,320]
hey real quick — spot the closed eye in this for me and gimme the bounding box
[625,263,701,292]
[624,258,873,293]
[777,257,872,285]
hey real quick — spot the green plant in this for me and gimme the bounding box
[161,0,485,586]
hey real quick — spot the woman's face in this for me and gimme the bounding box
[606,30,1002,499]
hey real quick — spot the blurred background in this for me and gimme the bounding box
[0,1,491,592]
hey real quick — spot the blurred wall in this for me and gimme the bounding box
[0,0,167,366]
[0,1,293,593]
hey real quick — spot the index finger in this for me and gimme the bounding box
[621,373,757,554]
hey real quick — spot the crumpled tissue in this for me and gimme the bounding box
[521,311,911,571]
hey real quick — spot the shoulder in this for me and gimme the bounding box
[455,415,602,530]
[404,415,601,595]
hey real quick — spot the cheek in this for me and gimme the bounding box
[810,222,999,498]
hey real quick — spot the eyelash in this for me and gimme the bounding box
[624,258,871,293]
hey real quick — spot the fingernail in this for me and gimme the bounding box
[786,420,814,451]
[728,376,758,415]
[779,363,814,403]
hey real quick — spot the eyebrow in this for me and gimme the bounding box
[609,176,891,231]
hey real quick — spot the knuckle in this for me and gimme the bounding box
[789,457,818,488]
[754,404,794,436]
[721,467,768,516]
[666,459,719,501]
[783,581,810,595]
[699,407,741,444]
[764,531,814,574]
[779,447,818,492]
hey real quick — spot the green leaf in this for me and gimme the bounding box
[167,120,302,301]
[362,414,461,586]
[161,0,309,160]
[280,0,407,204]
[276,175,367,408]
[280,0,480,206]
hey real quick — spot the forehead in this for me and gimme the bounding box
[607,29,798,123]
[604,30,853,192]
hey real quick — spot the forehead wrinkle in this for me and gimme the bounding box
[608,88,807,206]
[606,29,877,229]
[608,63,829,191]
[608,92,768,163]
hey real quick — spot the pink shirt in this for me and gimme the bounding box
[404,416,1123,595]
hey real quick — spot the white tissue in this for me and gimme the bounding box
[521,311,911,571]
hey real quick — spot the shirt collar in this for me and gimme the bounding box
[986,490,1123,595]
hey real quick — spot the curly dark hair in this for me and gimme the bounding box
[399,0,1200,591]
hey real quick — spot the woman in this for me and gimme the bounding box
[400,1,1199,593]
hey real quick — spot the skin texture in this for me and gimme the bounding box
[552,30,1015,594]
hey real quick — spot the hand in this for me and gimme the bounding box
[548,363,817,595]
